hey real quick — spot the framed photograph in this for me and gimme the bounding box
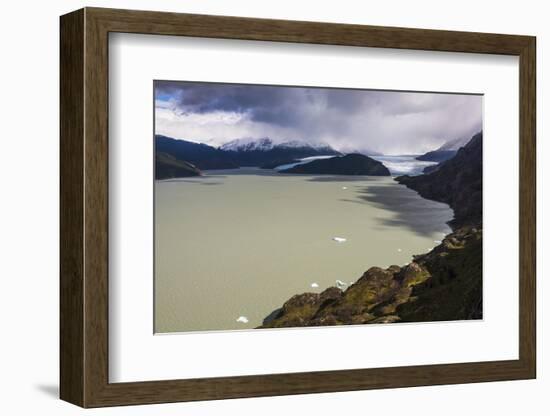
[60,7,536,407]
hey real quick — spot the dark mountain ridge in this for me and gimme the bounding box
[397,131,482,229]
[155,135,239,170]
[155,135,342,179]
[155,152,202,179]
[280,154,391,176]
[223,145,340,167]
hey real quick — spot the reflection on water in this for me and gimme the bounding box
[155,169,452,333]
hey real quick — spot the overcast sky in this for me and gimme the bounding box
[154,80,482,155]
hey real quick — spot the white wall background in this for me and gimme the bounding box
[0,0,545,414]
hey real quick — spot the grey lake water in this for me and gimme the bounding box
[155,164,452,333]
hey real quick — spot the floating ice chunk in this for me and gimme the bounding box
[236,316,249,324]
[342,186,348,190]
[434,240,442,244]
[397,248,402,252]
[333,237,347,243]
[335,279,347,289]
[311,282,319,288]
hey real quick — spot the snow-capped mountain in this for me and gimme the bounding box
[219,137,336,153]
[218,137,340,167]
[219,137,275,152]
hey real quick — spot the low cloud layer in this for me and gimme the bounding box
[155,80,482,155]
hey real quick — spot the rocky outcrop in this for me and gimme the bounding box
[397,132,482,229]
[280,154,391,176]
[261,226,482,328]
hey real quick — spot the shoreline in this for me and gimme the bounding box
[258,178,463,329]
[259,133,483,328]
[155,172,452,333]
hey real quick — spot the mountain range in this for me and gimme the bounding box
[219,137,341,167]
[155,135,342,178]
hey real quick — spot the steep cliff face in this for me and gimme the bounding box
[397,132,482,229]
[259,132,483,328]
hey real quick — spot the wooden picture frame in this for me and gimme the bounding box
[60,7,536,408]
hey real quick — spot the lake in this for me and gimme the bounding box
[154,168,453,333]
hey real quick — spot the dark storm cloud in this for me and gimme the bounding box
[155,81,315,125]
[154,80,483,154]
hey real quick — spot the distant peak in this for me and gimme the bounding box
[277,140,333,150]
[219,137,274,151]
[219,137,337,152]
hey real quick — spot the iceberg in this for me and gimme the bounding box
[236,316,249,324]
[332,237,347,243]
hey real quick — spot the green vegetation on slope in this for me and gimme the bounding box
[261,226,481,328]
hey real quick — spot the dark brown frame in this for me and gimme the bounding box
[60,7,536,408]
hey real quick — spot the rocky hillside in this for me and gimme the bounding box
[261,226,482,328]
[259,131,483,328]
[280,154,391,176]
[397,132,482,229]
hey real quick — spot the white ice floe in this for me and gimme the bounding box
[311,283,319,288]
[342,186,348,190]
[434,240,442,244]
[236,316,249,324]
[332,237,347,243]
[335,279,347,289]
[397,248,402,252]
